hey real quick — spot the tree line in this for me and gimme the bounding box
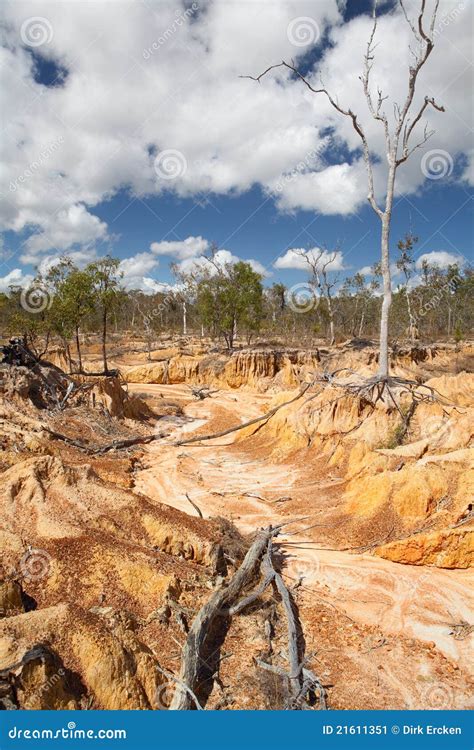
[0,244,471,374]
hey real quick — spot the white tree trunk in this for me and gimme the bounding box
[378,161,395,379]
[182,301,187,336]
[247,2,442,381]
[328,309,335,346]
[358,310,365,338]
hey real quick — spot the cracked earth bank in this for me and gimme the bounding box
[0,342,473,710]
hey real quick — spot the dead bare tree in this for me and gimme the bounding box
[294,248,340,345]
[136,300,154,361]
[243,0,443,383]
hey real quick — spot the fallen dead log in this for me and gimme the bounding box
[273,560,300,701]
[156,665,203,710]
[175,382,313,447]
[169,523,326,710]
[43,428,167,454]
[169,526,279,710]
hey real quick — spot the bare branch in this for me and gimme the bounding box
[242,60,384,219]
[397,95,445,166]
[360,1,392,151]
[394,0,441,146]
[400,0,421,41]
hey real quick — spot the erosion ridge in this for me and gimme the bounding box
[121,341,474,391]
[0,340,473,710]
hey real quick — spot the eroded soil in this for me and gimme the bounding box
[1,341,472,711]
[133,382,473,708]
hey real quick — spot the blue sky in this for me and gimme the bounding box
[31,178,471,287]
[0,0,472,292]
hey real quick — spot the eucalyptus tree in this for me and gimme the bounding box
[396,233,419,343]
[244,0,444,380]
[196,259,264,350]
[294,248,340,345]
[86,256,123,374]
[47,260,95,372]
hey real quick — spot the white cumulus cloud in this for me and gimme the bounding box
[0,268,34,292]
[150,236,210,260]
[119,252,160,291]
[0,0,471,272]
[275,247,345,272]
[416,251,466,269]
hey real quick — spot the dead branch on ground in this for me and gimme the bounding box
[190,386,219,400]
[169,524,326,710]
[185,492,203,518]
[43,428,167,454]
[175,382,313,446]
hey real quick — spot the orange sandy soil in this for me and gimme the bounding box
[1,340,472,710]
[129,382,473,709]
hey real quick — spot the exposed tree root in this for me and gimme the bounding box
[311,369,462,448]
[318,370,452,410]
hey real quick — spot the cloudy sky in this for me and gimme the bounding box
[0,0,472,293]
